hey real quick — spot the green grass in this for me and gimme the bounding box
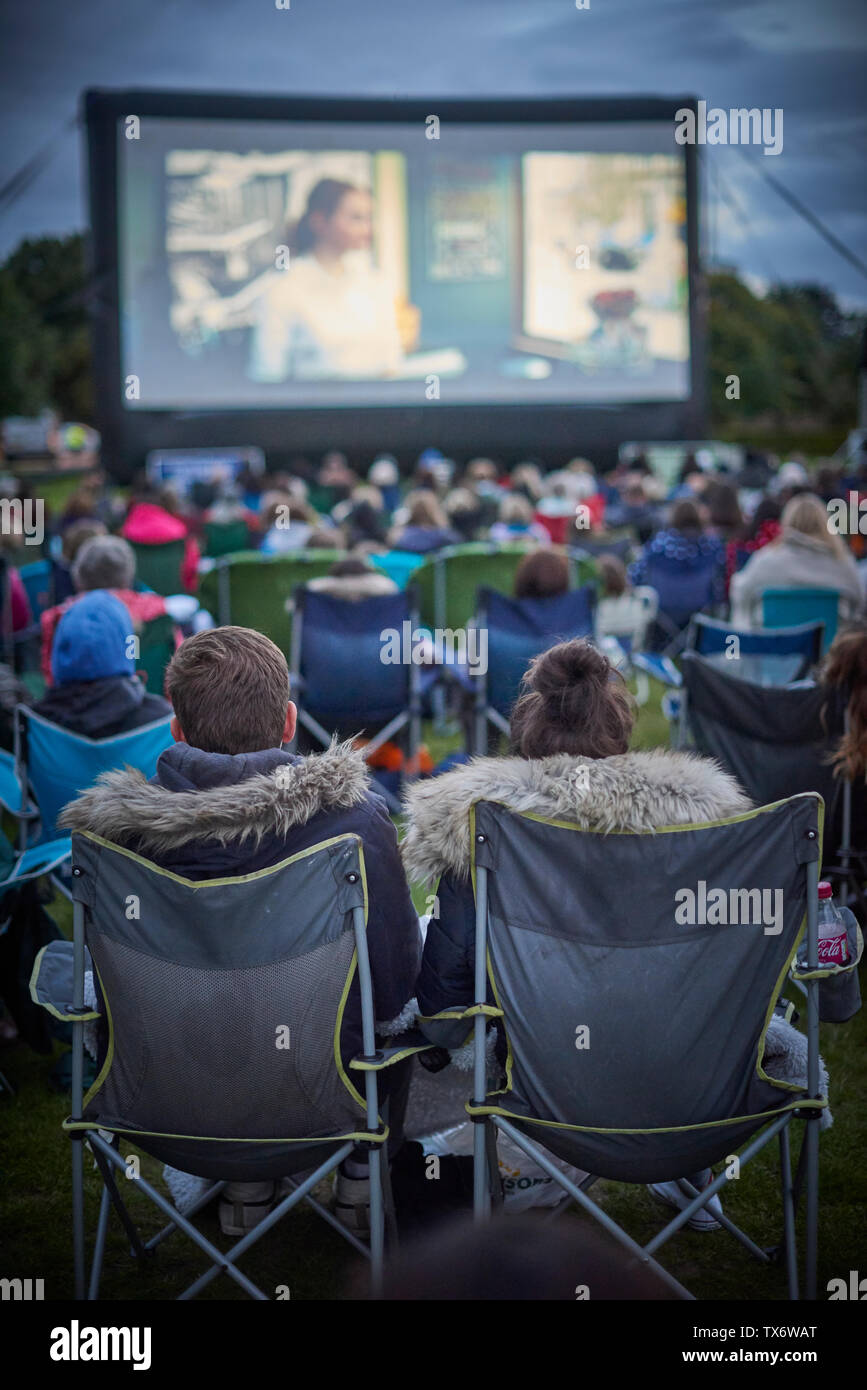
[1,676,864,1300]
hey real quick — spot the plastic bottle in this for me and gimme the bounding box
[813,881,849,969]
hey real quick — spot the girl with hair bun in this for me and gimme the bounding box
[402,638,824,1231]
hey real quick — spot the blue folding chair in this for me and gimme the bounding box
[473,585,596,754]
[370,550,426,590]
[0,747,37,822]
[643,551,724,656]
[289,587,422,813]
[688,614,825,686]
[761,589,840,655]
[14,707,174,848]
[18,559,55,621]
[0,840,75,914]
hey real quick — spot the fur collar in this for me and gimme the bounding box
[401,748,752,884]
[58,740,371,855]
[304,572,398,601]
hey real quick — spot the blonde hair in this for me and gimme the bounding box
[780,494,850,563]
[406,489,448,529]
[499,494,533,526]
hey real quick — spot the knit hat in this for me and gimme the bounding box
[51,590,136,686]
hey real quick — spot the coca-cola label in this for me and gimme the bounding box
[818,933,848,967]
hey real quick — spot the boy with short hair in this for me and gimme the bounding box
[62,625,421,1233]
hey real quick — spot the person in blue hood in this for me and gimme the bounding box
[32,589,171,737]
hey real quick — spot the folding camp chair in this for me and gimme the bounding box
[761,589,840,655]
[203,518,250,559]
[415,543,537,632]
[570,535,635,563]
[370,550,426,590]
[680,652,867,914]
[0,747,36,822]
[18,559,55,621]
[128,540,186,597]
[665,615,828,746]
[454,794,829,1300]
[642,551,724,657]
[594,586,659,703]
[133,612,176,698]
[13,707,174,848]
[688,614,825,686]
[289,586,423,813]
[31,830,430,1299]
[472,586,596,754]
[198,549,344,654]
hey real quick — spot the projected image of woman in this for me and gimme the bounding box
[249,179,404,382]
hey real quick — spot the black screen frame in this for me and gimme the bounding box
[85,88,705,480]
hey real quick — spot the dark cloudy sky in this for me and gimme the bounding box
[1,0,865,304]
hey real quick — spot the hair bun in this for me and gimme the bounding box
[529,639,608,702]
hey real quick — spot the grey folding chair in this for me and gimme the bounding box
[452,793,830,1301]
[32,829,429,1300]
[680,653,866,914]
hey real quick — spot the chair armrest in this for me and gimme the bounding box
[29,939,99,1022]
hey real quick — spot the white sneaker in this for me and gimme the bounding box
[218,1180,275,1237]
[647,1171,723,1231]
[333,1169,371,1233]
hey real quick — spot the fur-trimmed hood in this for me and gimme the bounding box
[304,571,399,602]
[401,748,752,885]
[58,739,372,856]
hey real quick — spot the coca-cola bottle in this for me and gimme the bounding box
[800,881,850,970]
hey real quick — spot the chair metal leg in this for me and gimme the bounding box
[495,1116,694,1300]
[144,1181,226,1251]
[486,1123,503,1210]
[89,1142,149,1262]
[381,1146,400,1249]
[72,1139,86,1300]
[675,1178,769,1261]
[779,1125,799,1301]
[473,1117,491,1221]
[88,1185,112,1300]
[368,1146,385,1296]
[177,1142,354,1300]
[805,1119,819,1301]
[472,866,491,1222]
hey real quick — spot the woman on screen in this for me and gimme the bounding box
[249,179,404,382]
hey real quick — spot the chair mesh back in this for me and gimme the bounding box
[71,833,367,1145]
[473,795,820,1177]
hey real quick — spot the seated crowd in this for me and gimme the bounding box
[0,441,865,1255]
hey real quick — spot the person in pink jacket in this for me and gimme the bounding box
[7,565,32,632]
[120,489,201,593]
